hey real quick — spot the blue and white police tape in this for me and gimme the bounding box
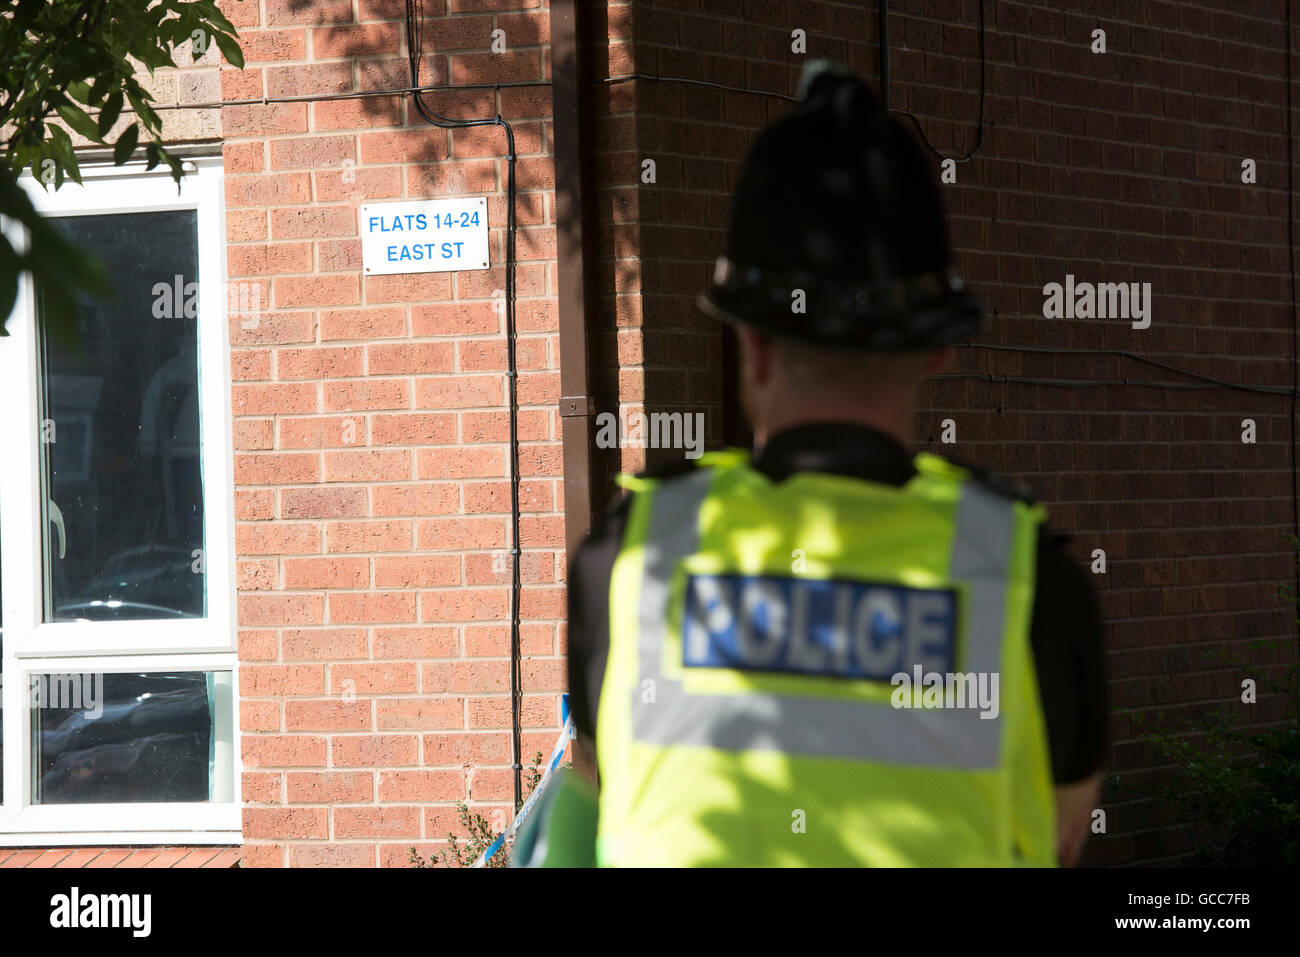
[470,698,576,868]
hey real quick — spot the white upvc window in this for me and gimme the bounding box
[0,158,240,843]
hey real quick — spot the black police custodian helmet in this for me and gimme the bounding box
[698,60,987,351]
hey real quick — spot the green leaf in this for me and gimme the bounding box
[213,31,244,70]
[0,235,21,326]
[112,123,138,165]
[66,80,93,105]
[144,140,160,171]
[9,140,40,180]
[174,9,198,51]
[98,91,124,136]
[55,103,103,143]
[86,73,111,105]
[126,88,161,132]
[165,151,184,190]
[198,1,237,35]
[46,125,80,184]
[0,167,111,344]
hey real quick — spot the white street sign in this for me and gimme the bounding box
[360,197,489,275]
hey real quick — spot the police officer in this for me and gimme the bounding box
[550,61,1106,868]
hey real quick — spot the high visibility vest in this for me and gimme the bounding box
[595,449,1057,867]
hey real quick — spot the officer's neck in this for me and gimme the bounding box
[754,400,913,450]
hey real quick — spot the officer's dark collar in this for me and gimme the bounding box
[753,421,918,486]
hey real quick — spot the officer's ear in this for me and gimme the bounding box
[738,326,776,387]
[923,346,953,377]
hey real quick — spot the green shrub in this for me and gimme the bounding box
[409,751,545,869]
[1110,534,1300,866]
[1119,659,1298,866]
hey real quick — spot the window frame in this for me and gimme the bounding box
[0,158,240,842]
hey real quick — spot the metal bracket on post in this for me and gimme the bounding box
[560,395,591,417]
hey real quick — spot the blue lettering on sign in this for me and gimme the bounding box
[368,213,428,232]
[367,206,480,265]
[681,573,958,680]
[384,241,469,262]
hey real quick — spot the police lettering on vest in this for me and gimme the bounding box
[682,572,957,680]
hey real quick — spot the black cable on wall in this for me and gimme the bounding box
[403,0,524,809]
[876,0,988,163]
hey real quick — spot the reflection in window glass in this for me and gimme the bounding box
[31,671,232,804]
[38,210,205,622]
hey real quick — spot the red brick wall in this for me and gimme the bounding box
[609,0,1300,865]
[219,0,565,867]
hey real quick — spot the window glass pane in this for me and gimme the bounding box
[30,671,233,804]
[38,210,205,622]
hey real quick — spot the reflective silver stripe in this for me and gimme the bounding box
[630,472,1018,769]
[949,479,1015,677]
[632,468,716,743]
